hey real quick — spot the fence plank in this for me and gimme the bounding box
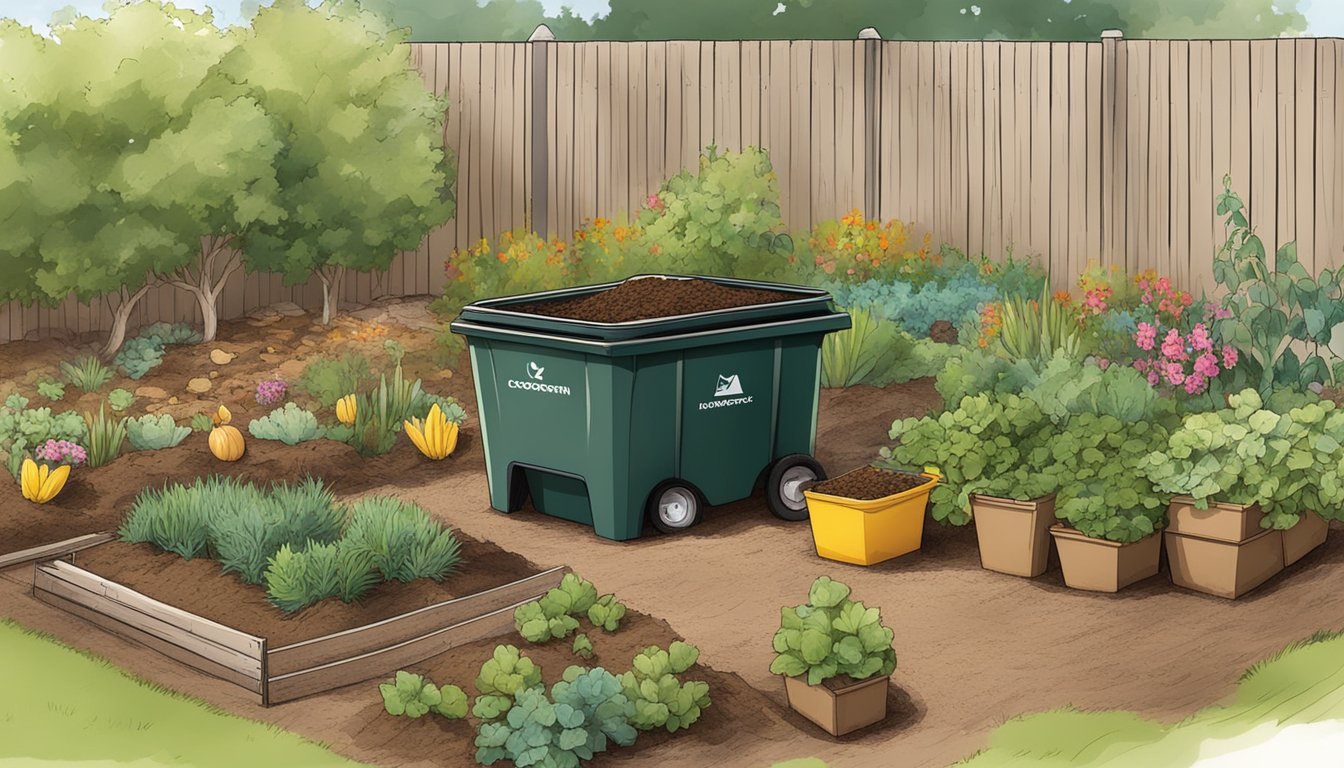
[946,42,968,251]
[983,42,1004,259]
[833,41,855,219]
[1295,39,1316,270]
[1320,41,1340,269]
[1189,40,1215,289]
[966,43,985,257]
[790,42,812,229]
[1250,40,1277,250]
[1170,40,1191,289]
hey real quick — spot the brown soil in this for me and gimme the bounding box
[512,276,796,323]
[0,432,481,558]
[809,466,928,500]
[74,536,536,646]
[928,320,959,344]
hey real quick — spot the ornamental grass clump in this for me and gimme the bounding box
[60,356,114,393]
[343,496,463,583]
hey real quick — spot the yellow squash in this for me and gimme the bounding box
[20,457,70,504]
[404,403,459,460]
[336,394,357,426]
[209,424,246,462]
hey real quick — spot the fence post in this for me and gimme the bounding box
[858,27,882,218]
[1100,29,1124,271]
[529,25,554,237]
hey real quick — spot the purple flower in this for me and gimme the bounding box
[255,379,288,406]
[35,439,86,467]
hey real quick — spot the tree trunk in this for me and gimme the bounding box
[317,265,347,325]
[101,283,153,358]
[164,236,242,344]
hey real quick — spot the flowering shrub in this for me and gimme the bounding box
[571,215,663,283]
[803,210,930,283]
[1124,270,1235,396]
[255,379,288,406]
[827,274,997,339]
[436,228,579,316]
[34,439,86,467]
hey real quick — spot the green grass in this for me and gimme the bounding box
[0,619,364,767]
[958,629,1344,766]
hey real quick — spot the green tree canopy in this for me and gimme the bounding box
[213,0,456,325]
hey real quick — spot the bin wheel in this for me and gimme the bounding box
[767,454,826,521]
[647,481,702,534]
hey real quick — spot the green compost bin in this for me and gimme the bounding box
[449,275,851,541]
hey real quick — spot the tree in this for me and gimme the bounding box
[212,0,456,325]
[0,5,273,353]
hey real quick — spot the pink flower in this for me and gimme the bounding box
[822,262,836,274]
[847,268,856,275]
[1163,362,1186,386]
[1222,345,1239,368]
[1181,292,1193,306]
[1133,359,1150,372]
[1098,358,1111,370]
[1189,324,1213,352]
[1161,328,1188,361]
[1156,276,1171,293]
[1135,322,1157,351]
[1215,307,1232,320]
[1193,351,1219,378]
[646,193,663,210]
[1142,291,1154,304]
[1138,278,1150,291]
[1147,370,1161,386]
[1184,372,1207,394]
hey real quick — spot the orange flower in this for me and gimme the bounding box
[877,236,889,250]
[1053,290,1072,304]
[593,217,609,229]
[866,221,876,231]
[497,252,508,263]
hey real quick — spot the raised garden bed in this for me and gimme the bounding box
[511,276,798,322]
[31,540,567,706]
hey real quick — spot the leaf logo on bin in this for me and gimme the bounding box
[507,361,570,396]
[700,373,753,411]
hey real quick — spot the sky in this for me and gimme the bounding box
[1,0,1343,34]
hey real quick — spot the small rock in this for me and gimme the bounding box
[276,360,306,381]
[266,346,276,354]
[168,396,179,405]
[135,386,168,399]
[299,338,317,347]
[259,353,285,364]
[270,301,305,317]
[436,369,454,380]
[186,378,212,394]
[210,349,236,365]
[208,371,220,379]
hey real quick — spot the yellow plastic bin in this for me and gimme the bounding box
[803,469,939,565]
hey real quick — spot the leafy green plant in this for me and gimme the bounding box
[347,357,424,456]
[769,576,897,687]
[126,414,191,450]
[473,667,638,768]
[514,573,599,643]
[472,644,543,720]
[379,671,468,719]
[61,356,115,393]
[296,353,375,408]
[620,642,711,733]
[211,477,345,584]
[821,307,882,388]
[107,388,136,412]
[0,396,87,478]
[1050,415,1170,543]
[263,540,379,613]
[36,380,65,401]
[587,594,626,633]
[138,322,202,346]
[113,335,167,380]
[572,634,594,659]
[118,482,212,560]
[342,496,462,583]
[189,412,214,432]
[409,391,468,424]
[994,283,1088,363]
[247,403,323,444]
[82,403,127,468]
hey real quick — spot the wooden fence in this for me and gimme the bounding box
[4,34,1343,342]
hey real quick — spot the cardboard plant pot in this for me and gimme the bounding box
[1048,525,1161,593]
[1282,511,1329,567]
[1164,496,1285,599]
[969,493,1057,577]
[783,674,888,737]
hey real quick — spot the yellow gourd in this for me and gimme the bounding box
[209,425,245,462]
[336,394,357,426]
[20,457,69,504]
[403,403,459,460]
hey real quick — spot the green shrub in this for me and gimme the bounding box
[263,540,379,613]
[189,412,214,432]
[296,353,375,408]
[473,667,637,768]
[587,594,626,633]
[114,336,166,380]
[408,391,467,424]
[37,380,66,401]
[472,644,543,720]
[107,388,136,412]
[994,282,1089,363]
[343,497,462,583]
[514,573,599,643]
[620,642,711,733]
[572,633,594,659]
[0,396,87,477]
[247,403,323,444]
[126,414,191,450]
[138,322,202,346]
[1050,415,1170,543]
[82,403,127,468]
[379,671,467,719]
[347,358,424,456]
[211,477,345,584]
[61,356,114,393]
[769,576,897,687]
[119,482,212,560]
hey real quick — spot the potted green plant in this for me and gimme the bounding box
[885,392,1059,577]
[1048,414,1168,592]
[769,576,896,737]
[1140,390,1337,598]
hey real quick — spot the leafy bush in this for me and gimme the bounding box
[126,414,191,451]
[189,412,214,432]
[61,356,114,393]
[587,594,626,633]
[572,634,594,659]
[473,644,544,720]
[342,496,463,583]
[296,353,375,408]
[473,667,637,768]
[769,576,897,687]
[1050,415,1170,542]
[514,573,599,643]
[991,283,1089,363]
[119,482,212,559]
[263,541,379,613]
[114,336,166,380]
[1018,353,1167,425]
[247,403,323,444]
[82,403,127,468]
[825,273,996,339]
[37,380,65,401]
[379,671,467,719]
[107,388,136,412]
[438,228,583,318]
[620,642,711,733]
[0,396,87,477]
[137,322,202,346]
[801,210,931,284]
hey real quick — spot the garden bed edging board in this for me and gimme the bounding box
[32,559,569,705]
